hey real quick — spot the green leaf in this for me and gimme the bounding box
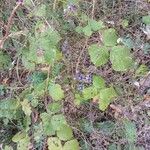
[33,81,46,97]
[120,37,134,49]
[82,86,97,100]
[142,15,150,25]
[88,44,109,67]
[143,43,150,54]
[63,139,80,150]
[48,83,64,101]
[0,51,11,70]
[99,87,117,111]
[79,119,93,133]
[29,96,39,107]
[28,37,57,65]
[95,121,115,135]
[108,144,117,150]
[12,131,26,142]
[47,137,62,150]
[24,0,32,7]
[57,124,73,141]
[23,116,31,132]
[22,55,35,70]
[12,131,31,150]
[33,123,44,142]
[135,64,149,77]
[75,26,83,34]
[16,135,30,150]
[74,94,84,106]
[34,24,61,45]
[4,145,13,150]
[80,140,90,150]
[28,71,47,85]
[103,28,118,46]
[0,85,6,96]
[121,19,129,28]
[123,119,137,143]
[40,113,55,136]
[110,46,133,71]
[51,114,67,131]
[33,4,46,17]
[21,99,32,116]
[80,13,89,22]
[82,25,92,36]
[52,63,64,77]
[45,28,61,46]
[0,99,20,119]
[93,75,106,89]
[44,48,57,64]
[89,19,105,31]
[26,26,61,66]
[47,102,62,114]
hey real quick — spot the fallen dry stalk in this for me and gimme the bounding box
[0,2,22,49]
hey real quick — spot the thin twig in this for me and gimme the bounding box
[91,0,96,19]
[53,0,57,11]
[16,57,23,85]
[30,0,35,7]
[0,2,22,49]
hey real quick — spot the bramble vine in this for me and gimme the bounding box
[0,0,149,149]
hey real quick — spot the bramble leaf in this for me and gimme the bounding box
[22,55,35,70]
[33,4,46,17]
[142,15,150,25]
[63,139,80,150]
[121,19,129,28]
[47,137,62,150]
[0,99,20,119]
[21,99,32,116]
[82,25,92,36]
[48,83,64,101]
[47,102,62,114]
[24,25,61,66]
[51,114,67,131]
[33,81,46,97]
[28,71,47,85]
[135,64,149,77]
[12,131,26,142]
[12,132,31,150]
[93,75,106,89]
[89,19,105,31]
[88,44,109,67]
[82,86,97,100]
[95,121,115,135]
[57,124,73,141]
[4,145,13,150]
[24,0,32,7]
[123,119,137,143]
[0,51,11,70]
[40,113,55,136]
[99,87,117,111]
[110,46,133,71]
[75,26,83,34]
[33,123,44,142]
[102,28,118,46]
[28,37,57,65]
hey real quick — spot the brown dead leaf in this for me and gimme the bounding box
[110,104,122,114]
[92,96,99,103]
[144,95,150,101]
[2,78,9,85]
